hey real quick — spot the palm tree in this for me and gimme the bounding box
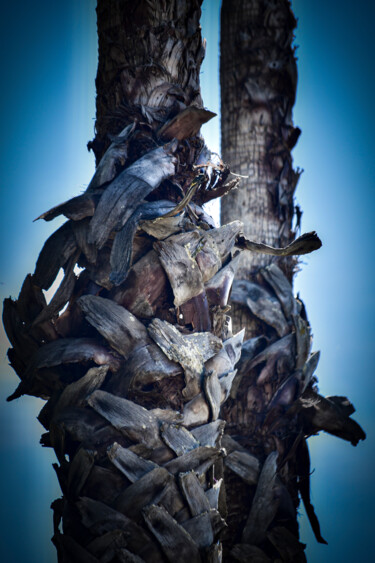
[3,1,243,560]
[219,0,365,560]
[2,1,364,562]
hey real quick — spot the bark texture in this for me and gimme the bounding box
[91,0,205,163]
[2,2,240,561]
[221,0,299,282]
[2,1,365,562]
[219,1,365,561]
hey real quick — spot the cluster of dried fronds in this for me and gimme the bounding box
[3,103,362,562]
[2,0,366,561]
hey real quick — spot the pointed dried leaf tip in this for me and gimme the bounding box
[164,446,223,476]
[158,106,216,141]
[78,295,149,358]
[107,442,158,482]
[148,318,222,377]
[114,466,173,520]
[155,236,204,306]
[34,192,99,223]
[181,512,214,550]
[179,471,211,516]
[242,451,278,545]
[236,231,322,256]
[225,450,260,486]
[87,390,161,447]
[161,423,199,456]
[143,504,202,562]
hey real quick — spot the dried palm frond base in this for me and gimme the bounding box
[3,117,364,562]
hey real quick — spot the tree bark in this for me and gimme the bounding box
[2,1,365,561]
[221,0,299,283]
[91,0,205,163]
[2,1,244,561]
[219,1,365,561]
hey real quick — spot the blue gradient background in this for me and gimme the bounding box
[0,1,373,561]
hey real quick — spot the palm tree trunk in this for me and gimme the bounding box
[219,0,365,560]
[91,0,205,163]
[221,0,298,278]
[2,1,242,561]
[2,1,365,561]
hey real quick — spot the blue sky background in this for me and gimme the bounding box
[0,1,374,561]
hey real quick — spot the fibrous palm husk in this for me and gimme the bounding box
[3,1,365,561]
[3,116,338,560]
[3,128,363,559]
[3,126,251,560]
